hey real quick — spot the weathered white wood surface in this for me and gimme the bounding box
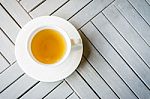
[67,92,79,99]
[127,0,150,24]
[21,81,62,98]
[0,53,9,73]
[0,29,15,64]
[20,0,44,12]
[114,0,150,46]
[29,0,69,18]
[0,0,150,99]
[44,81,73,99]
[92,13,150,89]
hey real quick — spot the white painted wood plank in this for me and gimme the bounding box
[103,4,150,69]
[81,25,137,99]
[0,53,9,73]
[69,0,114,29]
[114,0,150,46]
[45,81,73,99]
[0,5,20,43]
[21,81,62,99]
[77,57,119,99]
[0,74,37,99]
[81,21,150,99]
[127,0,150,24]
[66,71,99,99]
[53,0,91,20]
[1,0,31,27]
[67,93,79,99]
[92,13,150,98]
[20,0,44,12]
[0,62,24,92]
[30,0,68,18]
[0,30,15,64]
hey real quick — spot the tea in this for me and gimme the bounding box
[31,29,67,64]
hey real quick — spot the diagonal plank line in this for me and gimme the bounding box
[113,5,150,47]
[0,1,97,98]
[0,52,10,65]
[67,0,93,21]
[49,0,70,16]
[113,5,150,69]
[0,61,16,74]
[75,70,101,99]
[0,73,25,93]
[65,91,74,99]
[64,80,81,99]
[17,0,33,19]
[80,29,127,99]
[0,28,15,45]
[73,92,81,99]
[83,55,121,99]
[92,14,150,91]
[0,3,21,28]
[17,81,40,99]
[126,0,150,27]
[102,11,150,70]
[28,0,46,13]
[145,0,150,6]
[76,0,115,30]
[1,1,144,98]
[1,1,67,96]
[90,22,140,98]
[42,81,64,99]
[0,28,16,73]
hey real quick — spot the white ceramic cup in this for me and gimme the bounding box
[27,25,81,67]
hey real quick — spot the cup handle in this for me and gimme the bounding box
[71,39,82,48]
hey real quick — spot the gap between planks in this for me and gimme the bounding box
[92,13,150,91]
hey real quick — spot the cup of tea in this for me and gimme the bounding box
[27,25,80,66]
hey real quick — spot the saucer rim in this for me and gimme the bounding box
[15,16,83,82]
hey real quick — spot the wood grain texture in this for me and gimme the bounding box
[92,13,150,88]
[77,57,119,99]
[30,0,68,18]
[0,74,37,99]
[81,21,150,99]
[69,0,114,29]
[21,81,62,99]
[81,23,139,99]
[0,53,9,73]
[92,13,150,98]
[66,71,99,99]
[44,81,73,99]
[1,0,31,27]
[67,93,79,99]
[0,5,20,43]
[20,0,44,12]
[53,0,91,20]
[114,0,150,46]
[103,4,150,69]
[0,0,150,98]
[0,30,15,64]
[127,0,150,24]
[0,62,23,93]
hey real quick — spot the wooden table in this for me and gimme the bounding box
[0,0,150,98]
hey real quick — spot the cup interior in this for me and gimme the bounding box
[27,26,71,66]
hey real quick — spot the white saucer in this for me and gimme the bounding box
[15,16,83,82]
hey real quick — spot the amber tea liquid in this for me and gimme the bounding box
[31,29,67,64]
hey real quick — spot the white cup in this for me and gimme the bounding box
[27,25,81,67]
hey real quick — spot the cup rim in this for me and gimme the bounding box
[27,25,71,67]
